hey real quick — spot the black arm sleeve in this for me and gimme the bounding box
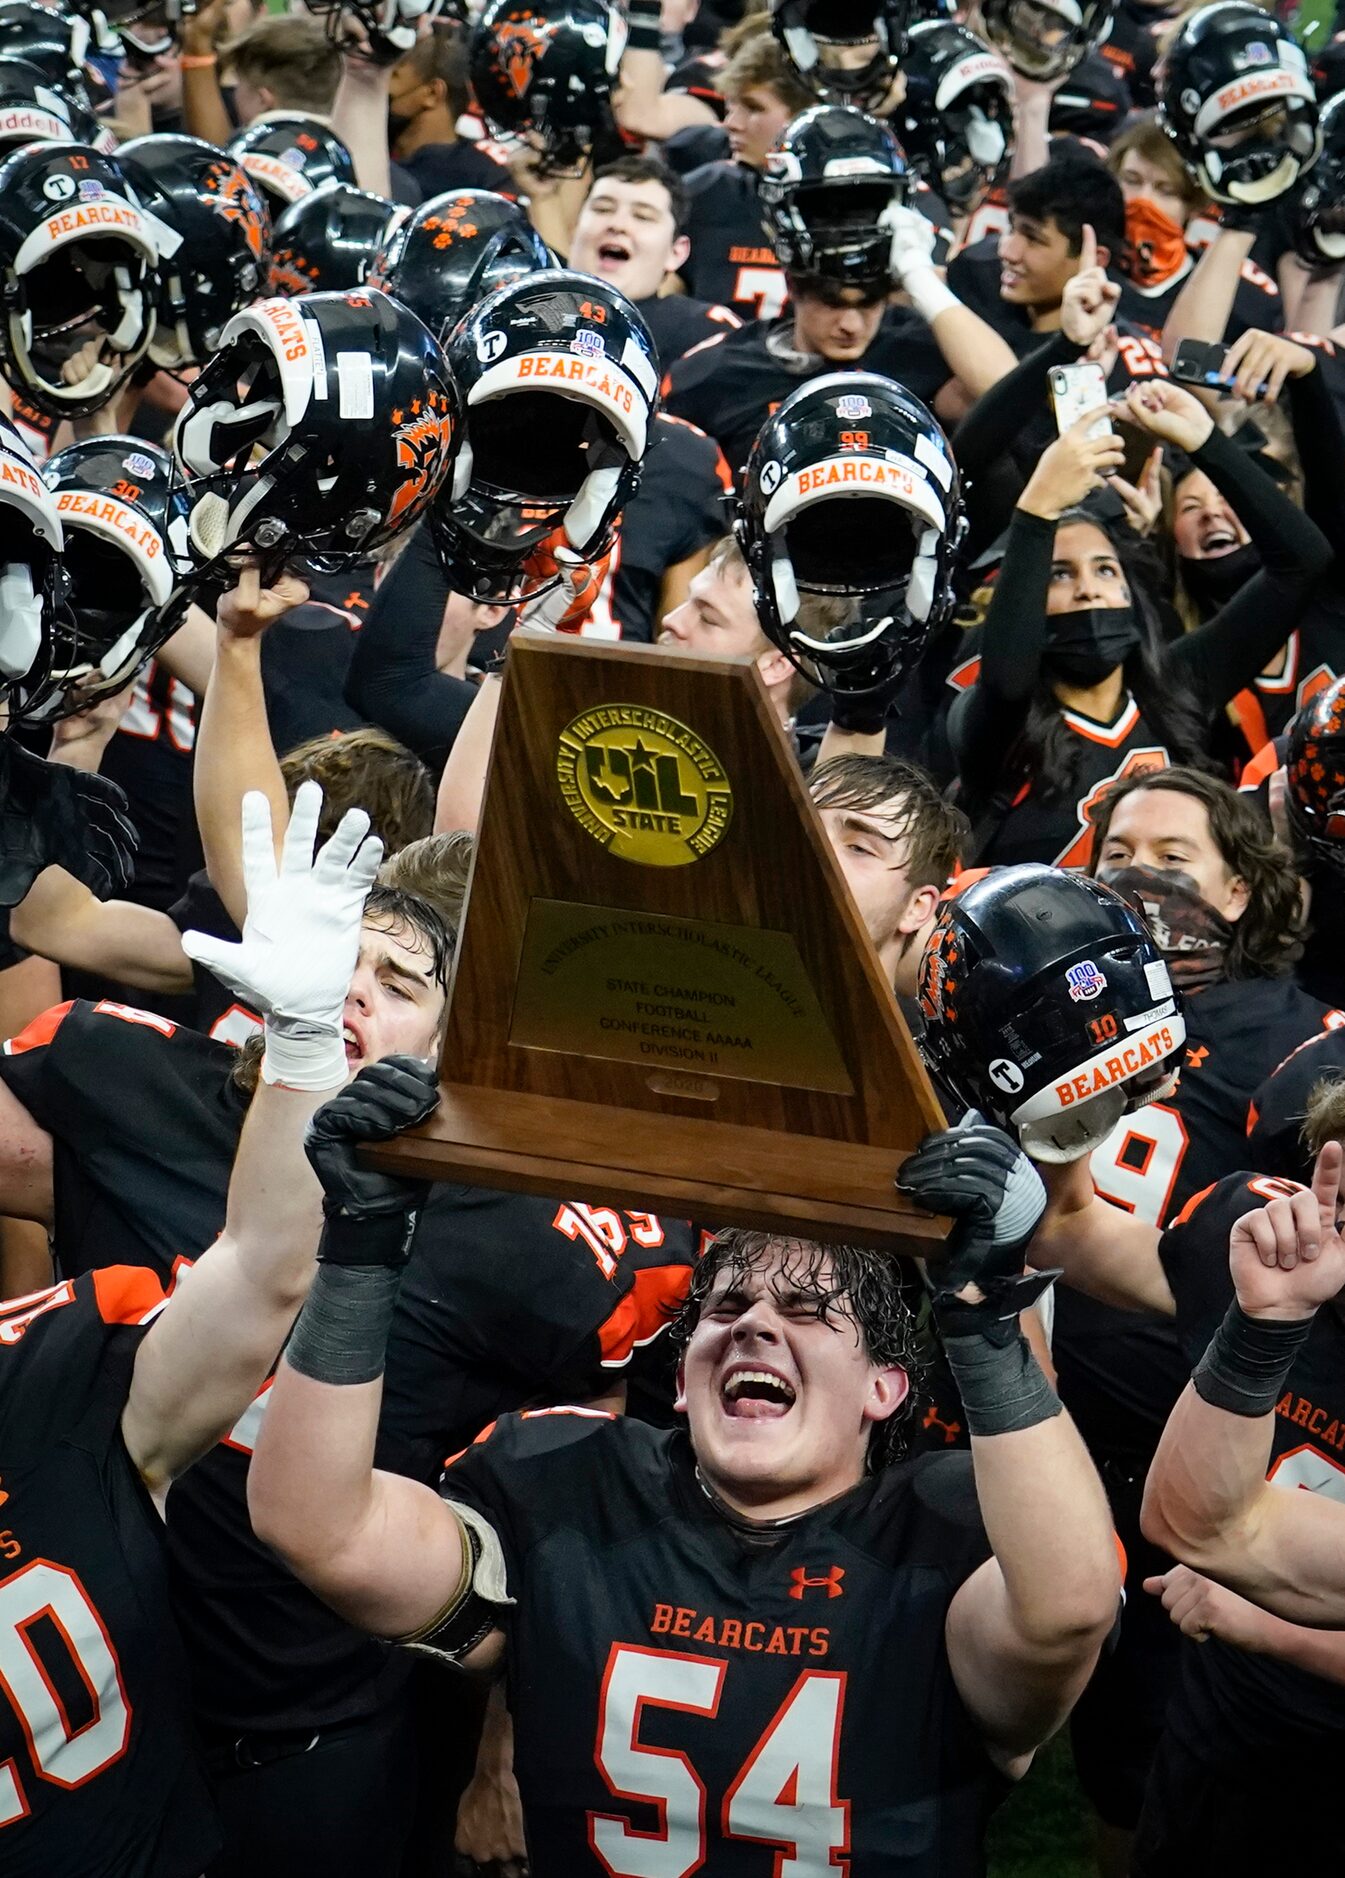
[1287,358,1345,564]
[343,525,480,775]
[947,508,1056,794]
[1167,425,1334,706]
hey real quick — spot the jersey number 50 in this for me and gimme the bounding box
[0,1561,130,1827]
[590,1643,849,1875]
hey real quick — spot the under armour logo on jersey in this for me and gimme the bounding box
[923,1405,963,1446]
[788,1565,845,1600]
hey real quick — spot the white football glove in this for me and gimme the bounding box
[183,781,383,1089]
[887,204,957,322]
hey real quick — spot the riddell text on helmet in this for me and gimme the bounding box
[1055,1023,1177,1107]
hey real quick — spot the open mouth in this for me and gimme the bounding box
[342,1022,364,1064]
[720,1365,797,1420]
[1199,525,1239,555]
[596,236,632,266]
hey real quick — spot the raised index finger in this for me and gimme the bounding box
[1312,1140,1344,1223]
[1079,221,1097,273]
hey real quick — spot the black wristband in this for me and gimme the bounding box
[1191,1301,1314,1418]
[317,1208,418,1269]
[626,0,661,50]
[285,1264,403,1387]
[940,1329,1062,1438]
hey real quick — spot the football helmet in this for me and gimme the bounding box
[919,864,1187,1163]
[23,436,190,718]
[770,0,910,112]
[896,21,1014,211]
[1313,39,1345,105]
[980,0,1113,82]
[370,187,553,340]
[759,104,910,288]
[0,141,158,420]
[174,288,459,576]
[1285,675,1345,876]
[0,58,82,148]
[227,114,356,214]
[300,0,459,65]
[736,371,963,701]
[469,0,626,176]
[0,0,92,95]
[268,183,402,295]
[118,134,270,370]
[1289,91,1345,263]
[0,409,63,685]
[433,268,657,603]
[1159,3,1319,207]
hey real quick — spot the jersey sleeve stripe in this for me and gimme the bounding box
[4,1000,74,1055]
[91,1265,173,1327]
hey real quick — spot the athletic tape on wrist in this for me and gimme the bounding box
[626,0,661,48]
[902,266,959,324]
[284,1263,402,1387]
[261,1016,346,1091]
[1192,1300,1314,1418]
[940,1329,1063,1437]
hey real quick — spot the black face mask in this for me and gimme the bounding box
[1094,864,1234,989]
[1044,606,1141,688]
[1177,542,1261,614]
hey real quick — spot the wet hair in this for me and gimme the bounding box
[1305,1074,1345,1157]
[668,1229,926,1470]
[1007,147,1126,259]
[1089,766,1307,978]
[592,154,690,235]
[378,830,473,936]
[809,754,968,893]
[229,14,341,112]
[230,884,453,1095]
[279,728,434,857]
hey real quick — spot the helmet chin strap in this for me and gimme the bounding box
[1224,149,1302,203]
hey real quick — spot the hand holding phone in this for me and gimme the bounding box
[1049,362,1112,440]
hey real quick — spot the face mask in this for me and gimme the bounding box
[1125,195,1189,287]
[1177,541,1261,612]
[1044,606,1141,687]
[1094,864,1234,989]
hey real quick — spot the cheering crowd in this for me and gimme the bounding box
[5,0,1345,1870]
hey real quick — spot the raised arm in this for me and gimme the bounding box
[1031,1155,1176,1314]
[194,569,306,928]
[1161,224,1256,361]
[1142,1144,1345,1626]
[887,207,1017,402]
[120,783,381,1492]
[898,1121,1120,1768]
[615,0,717,140]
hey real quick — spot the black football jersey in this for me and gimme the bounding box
[946,240,1170,385]
[1247,1020,1345,1182]
[664,310,951,486]
[0,1267,217,1877]
[636,291,742,369]
[681,161,786,320]
[1228,590,1345,752]
[99,661,200,914]
[1157,1172,1345,1762]
[440,1411,1002,1875]
[1099,0,1175,104]
[1054,976,1343,1458]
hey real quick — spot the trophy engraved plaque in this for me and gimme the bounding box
[368,636,948,1252]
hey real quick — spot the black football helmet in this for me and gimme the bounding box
[0,409,63,686]
[1159,3,1319,207]
[896,21,1014,211]
[268,183,402,295]
[919,865,1187,1163]
[118,134,270,370]
[434,268,657,603]
[1313,39,1345,105]
[469,0,626,176]
[227,114,356,214]
[369,187,553,340]
[759,104,910,288]
[0,141,158,419]
[0,58,83,148]
[1285,675,1345,876]
[0,0,93,95]
[736,371,963,701]
[980,0,1113,82]
[1289,91,1345,263]
[300,0,459,64]
[770,0,910,112]
[21,436,191,719]
[174,288,460,577]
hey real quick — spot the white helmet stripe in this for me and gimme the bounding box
[14,191,158,277]
[54,489,172,605]
[468,349,647,459]
[1193,66,1314,138]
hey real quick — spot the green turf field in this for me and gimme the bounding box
[987,1733,1094,1878]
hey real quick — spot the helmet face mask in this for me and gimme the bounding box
[1159,3,1320,207]
[469,0,626,178]
[434,268,657,603]
[898,23,1014,211]
[0,143,159,419]
[980,0,1112,83]
[738,371,963,701]
[771,0,911,112]
[760,104,909,290]
[918,866,1187,1163]
[301,0,460,65]
[1290,91,1345,259]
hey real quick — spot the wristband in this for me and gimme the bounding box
[899,263,959,324]
[179,51,217,66]
[626,0,662,50]
[261,1015,346,1091]
[317,1208,419,1269]
[1191,1300,1314,1417]
[940,1327,1062,1437]
[284,1263,402,1387]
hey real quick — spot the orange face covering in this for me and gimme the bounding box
[1125,195,1189,287]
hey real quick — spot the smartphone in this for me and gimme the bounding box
[1049,363,1112,440]
[1170,338,1233,390]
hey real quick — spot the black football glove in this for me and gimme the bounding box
[895,1111,1056,1342]
[0,740,139,907]
[304,1054,439,1246]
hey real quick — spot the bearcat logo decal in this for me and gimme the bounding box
[204,161,267,264]
[388,389,455,528]
[495,11,554,97]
